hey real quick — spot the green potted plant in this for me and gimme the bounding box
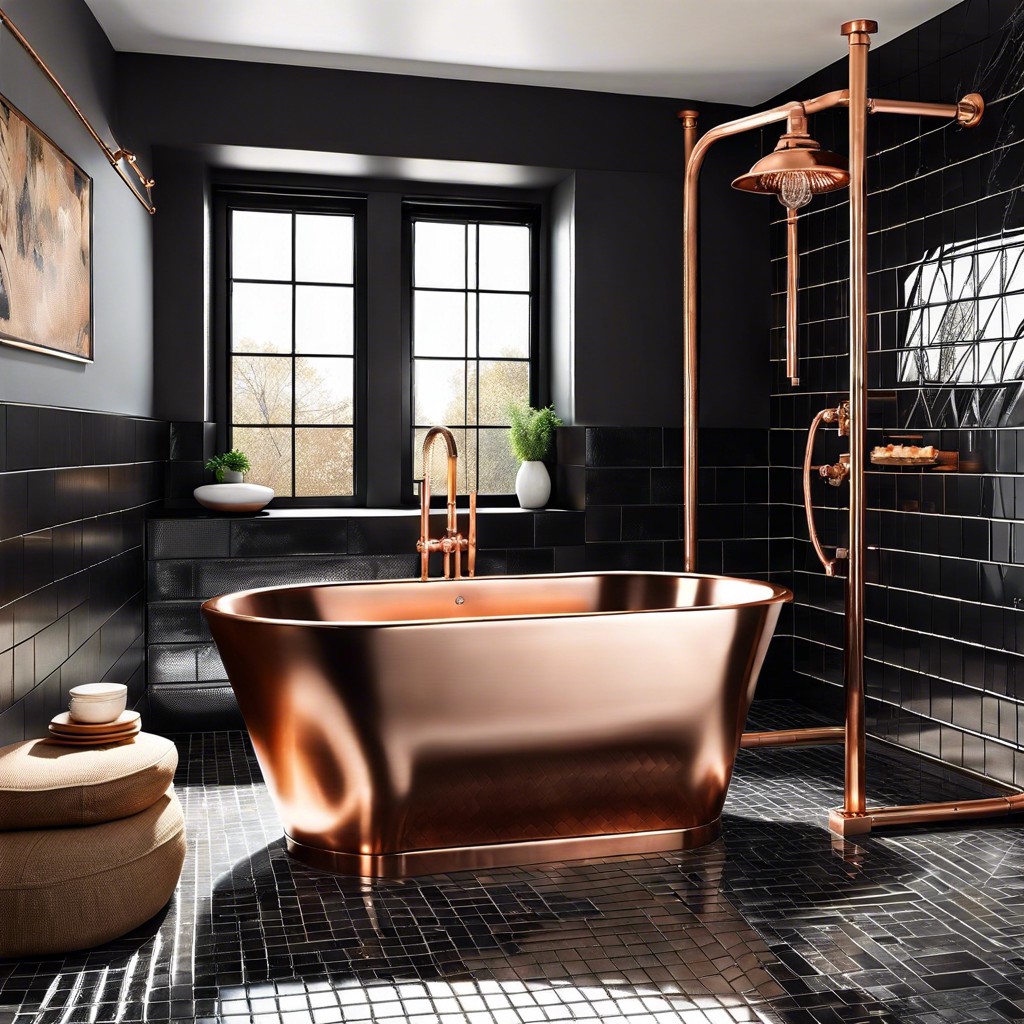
[195,447,274,512]
[205,448,251,484]
[508,403,563,508]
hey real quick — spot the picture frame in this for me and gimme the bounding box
[0,93,93,362]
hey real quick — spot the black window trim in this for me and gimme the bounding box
[213,185,369,507]
[212,177,549,509]
[401,198,543,506]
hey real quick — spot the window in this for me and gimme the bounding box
[408,204,539,496]
[223,195,364,499]
[215,186,542,505]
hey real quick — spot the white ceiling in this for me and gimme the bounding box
[84,0,962,106]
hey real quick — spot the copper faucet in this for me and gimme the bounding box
[416,426,477,581]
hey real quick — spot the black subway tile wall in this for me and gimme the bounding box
[146,507,583,729]
[557,426,771,578]
[770,0,1024,784]
[0,403,165,745]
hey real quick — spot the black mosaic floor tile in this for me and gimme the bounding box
[3,701,1024,1023]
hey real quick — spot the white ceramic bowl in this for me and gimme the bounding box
[68,683,128,724]
[193,483,274,513]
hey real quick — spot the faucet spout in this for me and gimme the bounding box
[416,426,477,581]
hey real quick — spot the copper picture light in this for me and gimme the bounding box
[681,20,1006,836]
[0,6,155,213]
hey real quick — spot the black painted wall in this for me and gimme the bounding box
[0,0,153,416]
[116,52,769,430]
[0,403,165,744]
[767,0,1024,785]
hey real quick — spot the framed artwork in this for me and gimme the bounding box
[0,94,92,362]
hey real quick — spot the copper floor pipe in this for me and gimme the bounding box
[830,792,1024,836]
[740,726,844,749]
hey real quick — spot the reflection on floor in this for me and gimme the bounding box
[2,701,1024,1023]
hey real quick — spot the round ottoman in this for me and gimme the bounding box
[0,733,179,829]
[0,734,186,958]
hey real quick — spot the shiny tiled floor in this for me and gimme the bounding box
[3,701,1024,1024]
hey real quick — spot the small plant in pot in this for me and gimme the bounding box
[205,448,251,484]
[508,403,563,509]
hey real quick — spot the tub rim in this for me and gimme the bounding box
[201,569,793,630]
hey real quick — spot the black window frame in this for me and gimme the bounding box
[212,178,548,509]
[212,185,368,507]
[401,199,543,506]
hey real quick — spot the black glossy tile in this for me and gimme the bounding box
[585,426,661,468]
[229,517,345,557]
[585,505,620,542]
[148,519,232,560]
[584,468,650,505]
[533,511,584,547]
[347,516,421,555]
[0,402,163,745]
[621,504,679,542]
[474,511,535,549]
[5,405,39,471]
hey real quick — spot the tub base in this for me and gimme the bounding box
[285,820,722,878]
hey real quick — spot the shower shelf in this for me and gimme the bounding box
[869,450,957,470]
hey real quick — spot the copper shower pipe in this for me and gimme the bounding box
[684,21,1017,835]
[0,6,156,214]
[786,208,800,384]
[682,89,850,572]
[840,20,873,822]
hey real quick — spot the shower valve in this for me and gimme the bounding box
[819,460,850,487]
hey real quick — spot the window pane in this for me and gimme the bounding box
[414,291,466,357]
[233,356,292,424]
[414,222,465,289]
[232,283,292,352]
[296,357,353,424]
[478,293,530,358]
[478,428,518,494]
[414,359,466,426]
[414,427,472,493]
[232,426,292,496]
[295,214,353,284]
[478,360,529,425]
[232,211,291,281]
[296,285,353,354]
[295,427,353,496]
[478,224,530,291]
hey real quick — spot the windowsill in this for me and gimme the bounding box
[150,505,580,519]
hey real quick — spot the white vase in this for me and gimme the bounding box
[515,461,550,509]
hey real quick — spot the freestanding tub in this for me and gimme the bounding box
[203,571,791,878]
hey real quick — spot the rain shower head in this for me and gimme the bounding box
[731,129,849,209]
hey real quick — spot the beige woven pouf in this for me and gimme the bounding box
[0,734,186,958]
[0,790,186,957]
[0,734,179,829]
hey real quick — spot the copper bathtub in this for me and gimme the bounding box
[203,571,791,878]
